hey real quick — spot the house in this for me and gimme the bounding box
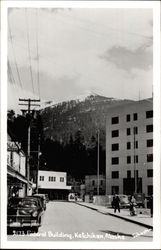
[37,170,71,200]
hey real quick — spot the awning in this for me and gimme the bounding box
[7,165,32,187]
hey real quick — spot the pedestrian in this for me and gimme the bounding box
[113,194,120,213]
[130,195,136,203]
[129,195,137,216]
[149,195,153,217]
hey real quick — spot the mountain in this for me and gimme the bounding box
[40,94,133,148]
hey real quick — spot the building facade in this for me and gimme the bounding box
[38,170,71,200]
[7,134,32,198]
[85,174,106,196]
[106,99,153,196]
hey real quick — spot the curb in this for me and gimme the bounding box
[76,202,153,230]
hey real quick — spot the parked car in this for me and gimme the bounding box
[111,194,130,208]
[33,194,47,210]
[7,196,44,233]
[134,193,145,208]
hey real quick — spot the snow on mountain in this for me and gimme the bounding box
[41,100,56,109]
[41,91,118,110]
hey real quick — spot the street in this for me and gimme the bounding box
[8,201,153,241]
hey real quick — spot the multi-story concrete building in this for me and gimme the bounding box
[38,170,71,200]
[106,98,153,196]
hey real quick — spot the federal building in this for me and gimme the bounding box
[106,98,153,196]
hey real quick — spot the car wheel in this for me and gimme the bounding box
[7,228,13,235]
[39,217,42,226]
[33,227,38,233]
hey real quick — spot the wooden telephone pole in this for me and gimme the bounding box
[19,98,40,195]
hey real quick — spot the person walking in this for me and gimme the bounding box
[129,195,137,216]
[149,195,153,217]
[113,194,120,213]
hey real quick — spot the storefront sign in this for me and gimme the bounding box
[7,141,20,151]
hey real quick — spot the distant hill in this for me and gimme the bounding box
[40,94,133,148]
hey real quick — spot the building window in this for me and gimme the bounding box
[133,113,138,121]
[111,143,119,151]
[146,125,153,133]
[133,127,138,134]
[147,139,153,147]
[49,176,54,182]
[147,154,153,162]
[126,114,130,122]
[92,180,95,186]
[112,130,119,137]
[134,155,138,163]
[127,142,131,150]
[127,170,131,178]
[60,177,64,182]
[112,116,119,124]
[53,177,56,182]
[112,157,119,165]
[148,185,153,196]
[127,128,131,136]
[39,176,44,181]
[112,171,119,179]
[127,156,131,164]
[100,180,103,186]
[112,186,119,195]
[147,169,153,177]
[146,110,153,119]
[134,141,138,149]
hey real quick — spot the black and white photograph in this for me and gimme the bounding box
[0,1,161,249]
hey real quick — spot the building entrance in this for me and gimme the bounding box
[123,178,142,195]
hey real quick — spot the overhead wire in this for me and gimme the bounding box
[8,60,19,109]
[36,8,41,101]
[61,11,153,41]
[8,9,153,107]
[55,12,152,47]
[8,18,25,98]
[25,8,35,97]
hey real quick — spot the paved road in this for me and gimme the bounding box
[8,201,153,241]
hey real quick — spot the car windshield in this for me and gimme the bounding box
[20,200,37,207]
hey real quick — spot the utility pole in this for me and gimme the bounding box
[19,98,40,195]
[97,129,100,196]
[36,134,41,193]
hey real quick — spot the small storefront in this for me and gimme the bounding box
[38,188,70,201]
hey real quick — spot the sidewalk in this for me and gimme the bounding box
[76,202,153,229]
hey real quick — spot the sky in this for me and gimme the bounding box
[7,8,153,112]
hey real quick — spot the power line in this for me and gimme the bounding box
[8,19,24,94]
[35,9,40,100]
[8,61,19,108]
[60,12,153,41]
[19,98,40,194]
[25,9,35,96]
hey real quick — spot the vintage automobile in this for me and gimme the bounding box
[33,194,47,210]
[7,196,44,233]
[134,193,145,208]
[111,194,130,208]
